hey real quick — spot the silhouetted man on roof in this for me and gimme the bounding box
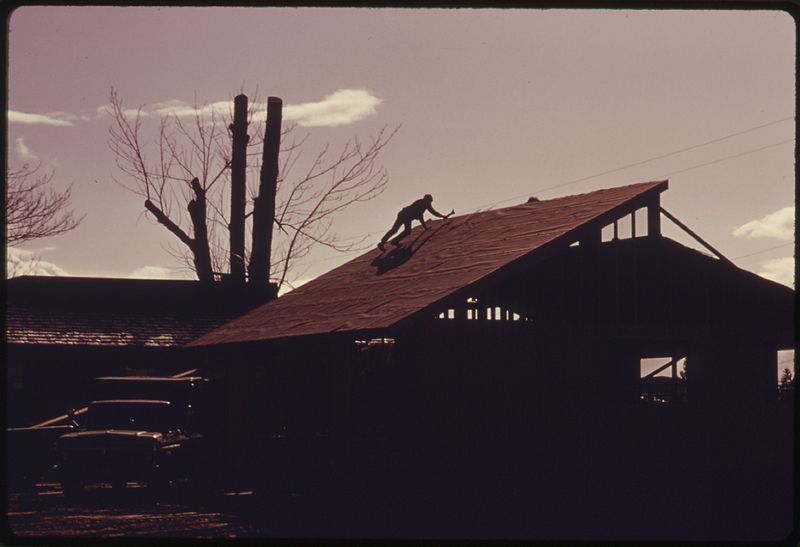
[378,194,454,251]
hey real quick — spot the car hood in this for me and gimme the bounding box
[61,429,163,439]
[59,430,164,450]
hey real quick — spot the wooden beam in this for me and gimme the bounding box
[660,206,734,265]
[671,358,679,399]
[580,226,601,246]
[647,193,661,237]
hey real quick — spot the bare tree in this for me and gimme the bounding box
[107,88,398,290]
[6,163,83,246]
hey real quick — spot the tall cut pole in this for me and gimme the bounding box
[248,96,283,287]
[229,94,249,284]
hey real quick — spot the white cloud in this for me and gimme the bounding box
[151,99,231,120]
[6,247,68,278]
[47,111,91,122]
[733,207,794,241]
[97,98,231,121]
[757,256,794,287]
[284,89,382,127]
[129,265,194,279]
[15,137,37,160]
[8,110,74,126]
[96,102,142,119]
[97,89,382,128]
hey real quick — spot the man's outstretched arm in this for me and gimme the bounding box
[427,205,454,219]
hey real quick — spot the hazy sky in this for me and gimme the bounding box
[6,7,795,292]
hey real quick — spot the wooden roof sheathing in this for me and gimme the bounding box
[190,180,668,346]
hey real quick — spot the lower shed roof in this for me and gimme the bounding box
[6,276,273,347]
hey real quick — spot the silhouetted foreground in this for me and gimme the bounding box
[7,181,794,540]
[187,181,794,540]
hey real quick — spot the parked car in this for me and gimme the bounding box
[56,398,209,498]
[7,424,77,491]
[91,376,209,407]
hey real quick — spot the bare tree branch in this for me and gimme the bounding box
[107,89,399,289]
[6,163,84,246]
[273,124,399,288]
[144,199,194,248]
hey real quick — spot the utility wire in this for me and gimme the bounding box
[475,123,795,211]
[293,120,795,271]
[334,116,794,241]
[349,139,795,249]
[732,242,793,261]
[657,138,794,179]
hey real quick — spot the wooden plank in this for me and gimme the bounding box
[647,193,661,237]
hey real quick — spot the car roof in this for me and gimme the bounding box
[90,399,172,405]
[94,376,205,382]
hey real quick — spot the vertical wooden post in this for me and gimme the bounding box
[229,94,249,284]
[248,97,283,287]
[579,227,600,322]
[647,193,661,238]
[671,357,678,401]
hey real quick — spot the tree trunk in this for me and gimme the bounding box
[248,96,282,287]
[229,94,249,284]
[187,177,214,283]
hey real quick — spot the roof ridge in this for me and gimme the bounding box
[495,179,668,211]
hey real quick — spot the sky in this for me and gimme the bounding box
[6,7,795,296]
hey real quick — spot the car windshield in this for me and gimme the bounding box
[84,402,177,432]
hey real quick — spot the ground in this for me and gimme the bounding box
[5,482,262,539]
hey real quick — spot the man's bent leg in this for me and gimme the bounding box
[379,216,404,250]
[390,222,413,246]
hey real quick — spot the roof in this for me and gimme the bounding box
[190,180,668,347]
[5,276,273,347]
[95,376,204,382]
[90,399,171,406]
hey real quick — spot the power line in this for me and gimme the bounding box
[473,118,795,211]
[378,138,794,245]
[657,138,794,179]
[336,116,794,240]
[293,119,795,271]
[732,242,793,261]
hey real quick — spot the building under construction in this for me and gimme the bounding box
[186,180,793,539]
